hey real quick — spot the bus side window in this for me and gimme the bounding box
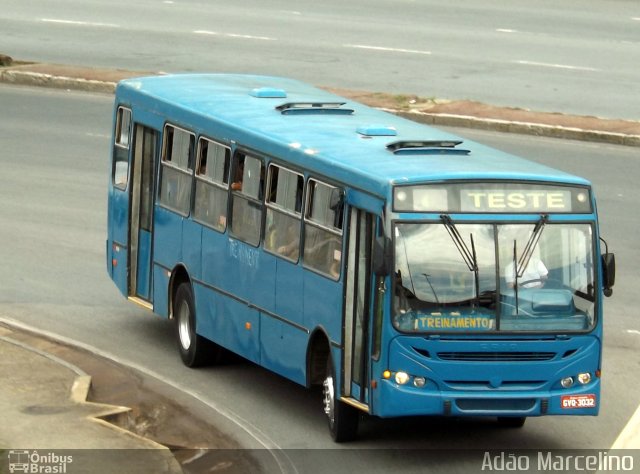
[193,137,231,231]
[158,124,195,215]
[112,106,131,189]
[264,164,304,261]
[230,152,264,246]
[303,179,344,279]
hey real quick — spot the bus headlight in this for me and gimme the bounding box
[395,372,410,385]
[577,373,591,384]
[561,377,574,388]
[413,376,427,388]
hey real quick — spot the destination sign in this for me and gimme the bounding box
[413,313,494,331]
[460,189,571,212]
[394,182,592,213]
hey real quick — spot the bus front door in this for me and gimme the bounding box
[343,208,375,407]
[129,124,157,302]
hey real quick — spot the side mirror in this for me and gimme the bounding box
[373,236,392,276]
[602,253,615,297]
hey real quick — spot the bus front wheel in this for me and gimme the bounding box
[174,283,216,367]
[323,356,359,442]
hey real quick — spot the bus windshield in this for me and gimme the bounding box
[393,221,595,333]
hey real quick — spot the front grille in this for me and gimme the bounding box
[444,380,546,390]
[455,398,536,412]
[437,351,555,362]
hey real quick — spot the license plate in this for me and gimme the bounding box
[561,394,597,409]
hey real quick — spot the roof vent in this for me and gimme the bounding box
[275,102,354,115]
[386,140,470,155]
[357,125,397,137]
[250,87,287,99]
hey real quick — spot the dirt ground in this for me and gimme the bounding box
[324,87,640,136]
[2,57,638,138]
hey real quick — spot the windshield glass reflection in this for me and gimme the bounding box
[393,222,595,333]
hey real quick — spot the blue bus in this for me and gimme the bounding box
[107,74,615,441]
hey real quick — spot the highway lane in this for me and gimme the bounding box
[1,0,639,120]
[1,85,639,471]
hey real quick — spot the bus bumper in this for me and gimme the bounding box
[374,378,600,418]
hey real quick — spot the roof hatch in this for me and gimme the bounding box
[250,87,287,99]
[275,102,354,115]
[386,140,471,155]
[357,125,398,137]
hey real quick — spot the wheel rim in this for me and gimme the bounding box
[177,300,192,351]
[323,374,335,424]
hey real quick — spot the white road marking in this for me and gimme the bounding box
[344,44,431,55]
[85,132,110,139]
[41,18,119,28]
[514,60,598,72]
[496,28,518,33]
[632,17,640,21]
[627,329,640,335]
[194,30,276,41]
[612,403,640,448]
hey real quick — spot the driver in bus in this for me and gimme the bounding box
[505,255,549,289]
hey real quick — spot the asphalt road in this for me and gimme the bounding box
[1,0,639,120]
[0,84,639,472]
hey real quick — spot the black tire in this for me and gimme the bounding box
[497,416,526,428]
[174,283,218,367]
[322,355,359,442]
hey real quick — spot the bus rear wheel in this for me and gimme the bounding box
[174,283,217,367]
[322,355,359,442]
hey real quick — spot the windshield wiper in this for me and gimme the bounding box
[512,214,547,316]
[440,214,480,306]
[517,214,548,278]
[421,273,440,306]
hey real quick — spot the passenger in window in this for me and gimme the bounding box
[231,159,244,191]
[198,149,207,176]
[277,225,300,259]
[329,189,345,230]
[265,214,299,260]
[306,233,341,275]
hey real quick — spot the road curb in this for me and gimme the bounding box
[2,67,639,147]
[0,69,117,94]
[394,110,640,147]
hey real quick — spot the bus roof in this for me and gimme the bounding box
[116,74,590,197]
